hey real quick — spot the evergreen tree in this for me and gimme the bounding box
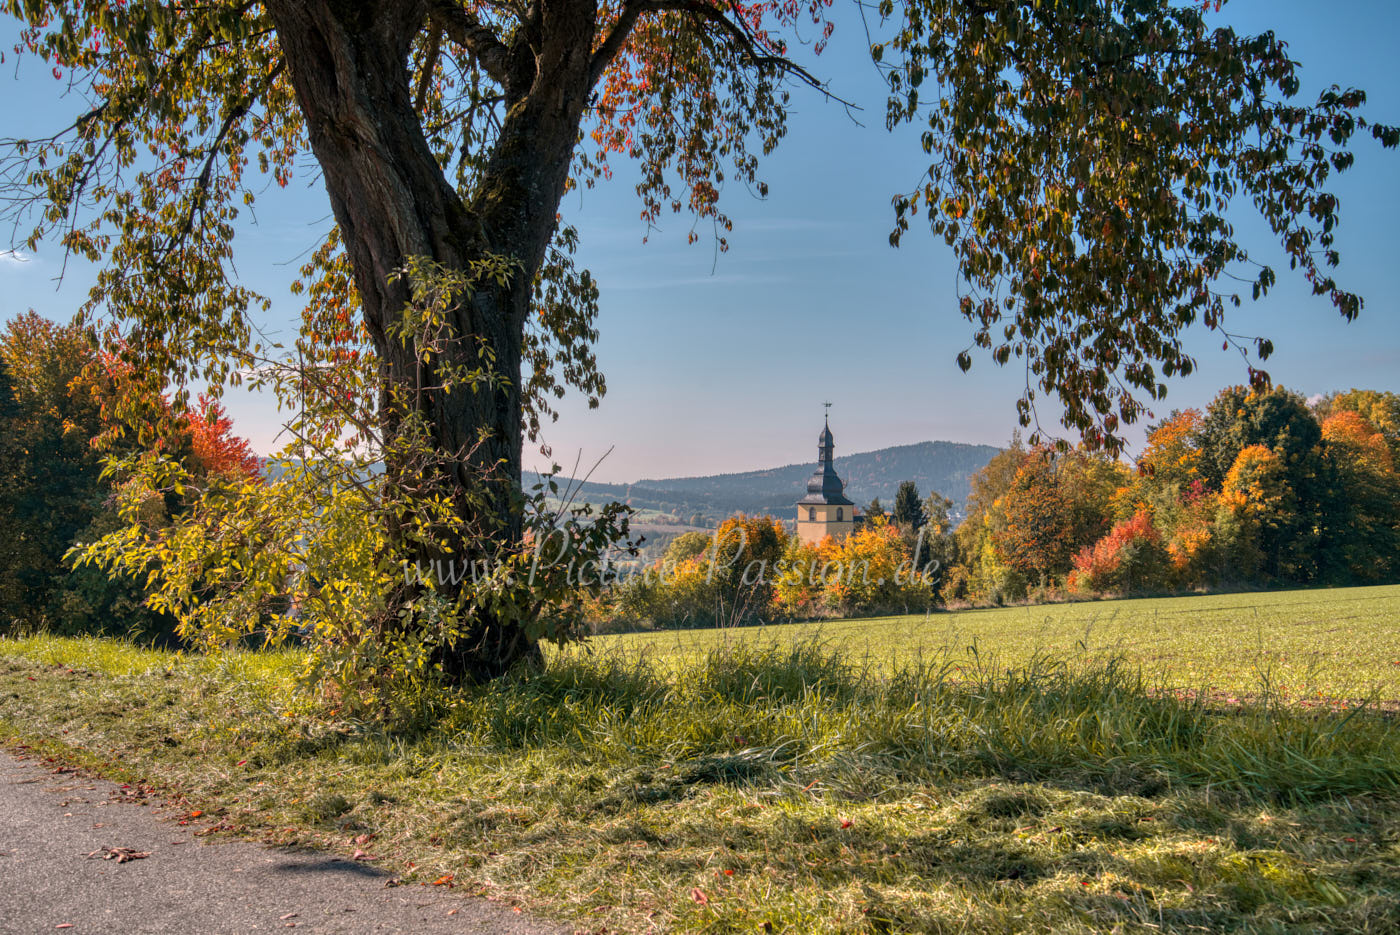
[892,481,926,532]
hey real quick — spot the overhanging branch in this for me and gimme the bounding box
[427,0,512,86]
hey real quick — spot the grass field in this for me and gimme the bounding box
[4,585,1400,933]
[602,584,1400,703]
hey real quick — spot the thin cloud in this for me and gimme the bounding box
[0,249,35,267]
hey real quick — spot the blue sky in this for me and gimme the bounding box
[3,1,1398,484]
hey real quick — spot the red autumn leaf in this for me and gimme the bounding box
[690,887,709,905]
[432,873,454,886]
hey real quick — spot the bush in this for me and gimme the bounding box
[1070,510,1169,595]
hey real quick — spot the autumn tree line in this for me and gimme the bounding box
[0,315,260,640]
[3,313,1397,641]
[588,384,1400,631]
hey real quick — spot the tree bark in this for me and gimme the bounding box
[263,0,600,681]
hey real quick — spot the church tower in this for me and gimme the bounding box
[796,413,856,546]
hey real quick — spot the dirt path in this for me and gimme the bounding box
[0,751,566,935]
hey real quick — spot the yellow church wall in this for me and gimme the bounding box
[796,505,855,546]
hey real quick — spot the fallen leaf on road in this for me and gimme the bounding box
[86,846,151,863]
[279,912,298,920]
[55,925,73,930]
[351,849,372,861]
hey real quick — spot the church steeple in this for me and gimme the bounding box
[818,414,834,465]
[796,407,856,545]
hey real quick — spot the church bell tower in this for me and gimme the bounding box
[795,409,856,546]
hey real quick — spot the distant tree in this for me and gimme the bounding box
[1216,444,1298,581]
[865,498,886,521]
[188,395,261,478]
[1139,410,1205,492]
[1056,449,1127,552]
[0,313,261,637]
[0,358,29,621]
[1070,510,1169,595]
[922,491,955,537]
[917,490,958,594]
[773,537,824,619]
[1163,481,1222,589]
[707,514,789,622]
[0,315,107,630]
[1318,390,1400,464]
[993,448,1076,586]
[1318,411,1399,582]
[1196,385,1321,491]
[662,530,712,567]
[1197,385,1325,580]
[945,436,1030,603]
[820,520,934,616]
[892,481,925,532]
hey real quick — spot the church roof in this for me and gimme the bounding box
[797,415,853,506]
[797,487,854,506]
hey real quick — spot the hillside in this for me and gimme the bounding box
[530,440,1000,526]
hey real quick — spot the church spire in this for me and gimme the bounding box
[818,402,834,464]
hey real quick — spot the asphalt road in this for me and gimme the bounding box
[0,751,567,935]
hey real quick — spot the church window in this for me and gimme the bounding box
[837,507,844,521]
[808,507,815,522]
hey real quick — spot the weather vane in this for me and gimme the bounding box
[823,400,832,418]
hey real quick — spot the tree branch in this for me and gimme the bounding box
[641,0,853,105]
[589,0,648,87]
[415,29,444,111]
[158,59,287,263]
[426,0,512,86]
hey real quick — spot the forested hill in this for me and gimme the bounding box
[529,440,1000,525]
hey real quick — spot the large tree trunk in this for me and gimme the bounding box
[263,0,599,681]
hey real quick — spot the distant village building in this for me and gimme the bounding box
[795,414,859,546]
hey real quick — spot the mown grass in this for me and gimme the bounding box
[602,584,1400,704]
[5,618,1400,934]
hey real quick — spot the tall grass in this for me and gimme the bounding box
[414,638,1400,804]
[6,634,1400,933]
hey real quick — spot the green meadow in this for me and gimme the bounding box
[602,585,1400,704]
[4,584,1400,933]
